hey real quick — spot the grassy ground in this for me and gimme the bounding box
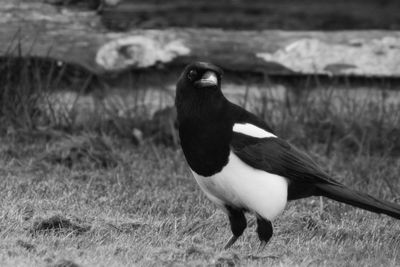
[0,131,399,267]
[0,57,399,266]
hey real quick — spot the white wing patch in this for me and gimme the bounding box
[233,123,276,138]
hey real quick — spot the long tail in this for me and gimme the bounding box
[316,183,400,220]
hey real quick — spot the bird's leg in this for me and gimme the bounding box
[256,216,273,251]
[224,235,239,250]
[224,206,246,249]
[257,241,268,253]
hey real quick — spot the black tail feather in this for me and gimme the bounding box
[316,183,400,220]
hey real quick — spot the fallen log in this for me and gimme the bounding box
[100,0,400,31]
[2,1,400,77]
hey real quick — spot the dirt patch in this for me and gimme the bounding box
[30,215,90,235]
[47,259,82,267]
[16,240,36,252]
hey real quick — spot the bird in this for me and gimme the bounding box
[175,61,400,250]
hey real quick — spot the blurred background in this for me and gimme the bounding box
[0,1,399,266]
[2,0,399,155]
[100,0,400,30]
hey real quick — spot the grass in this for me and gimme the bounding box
[0,131,399,266]
[0,56,400,266]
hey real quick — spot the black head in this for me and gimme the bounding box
[176,62,223,96]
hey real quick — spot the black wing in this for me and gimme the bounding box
[231,133,341,200]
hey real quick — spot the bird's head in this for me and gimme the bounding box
[176,62,223,99]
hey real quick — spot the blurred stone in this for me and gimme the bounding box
[132,128,143,145]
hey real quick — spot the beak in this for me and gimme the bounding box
[195,71,218,87]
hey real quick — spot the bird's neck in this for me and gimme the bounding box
[176,95,233,177]
[177,90,228,123]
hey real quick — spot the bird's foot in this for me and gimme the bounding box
[224,235,239,249]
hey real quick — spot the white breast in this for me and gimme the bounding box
[191,152,288,221]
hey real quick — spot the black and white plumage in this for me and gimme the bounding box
[175,61,400,249]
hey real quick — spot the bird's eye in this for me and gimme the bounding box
[187,69,197,81]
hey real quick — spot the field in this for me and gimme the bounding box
[0,131,399,266]
[1,59,400,266]
[1,1,400,265]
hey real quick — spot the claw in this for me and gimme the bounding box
[224,235,239,249]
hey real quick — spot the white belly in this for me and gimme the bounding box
[191,152,288,221]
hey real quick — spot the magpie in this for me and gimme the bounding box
[175,61,400,249]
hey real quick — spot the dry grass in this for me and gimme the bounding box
[0,133,399,266]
